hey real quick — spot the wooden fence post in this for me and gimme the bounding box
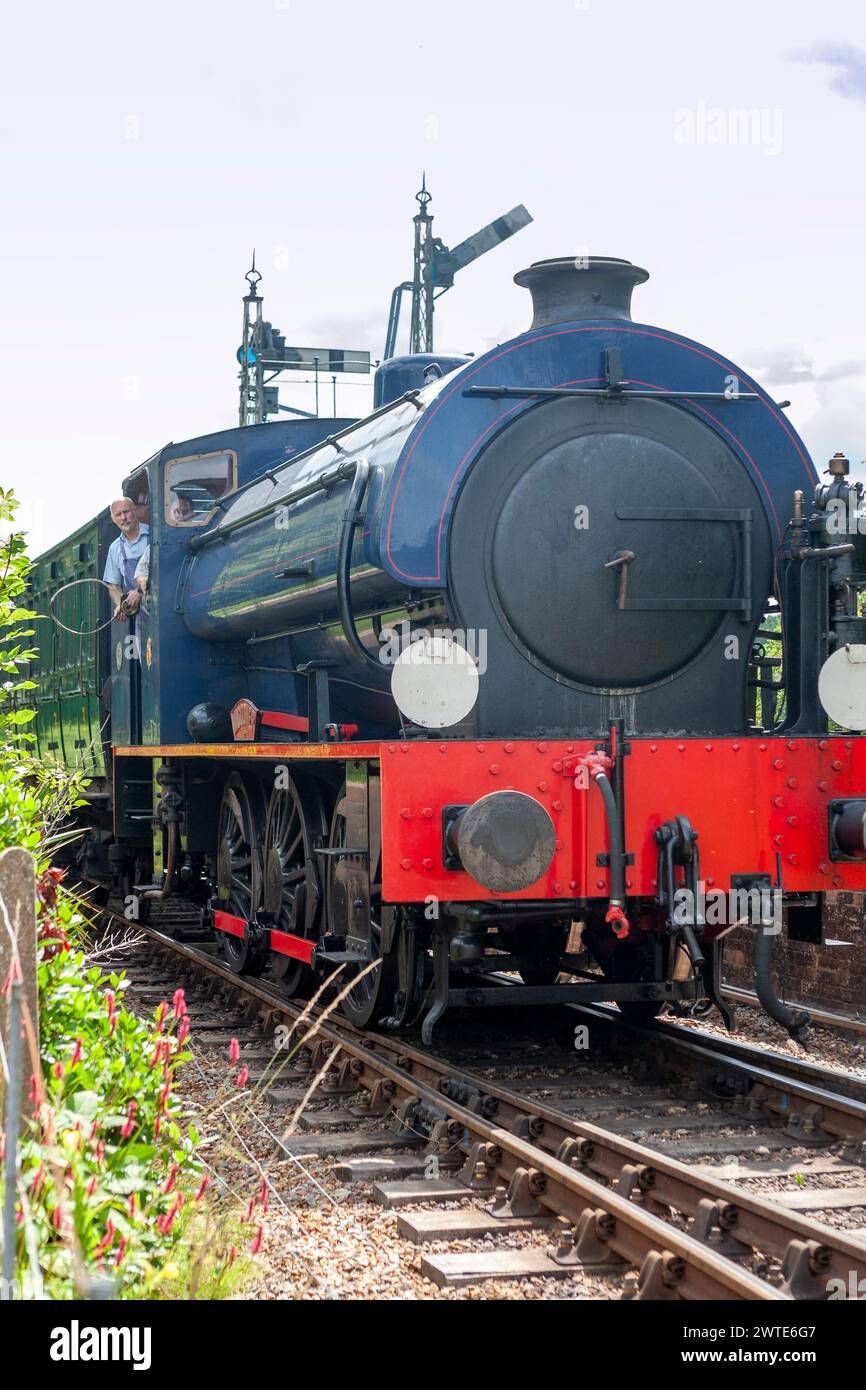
[0,847,39,1117]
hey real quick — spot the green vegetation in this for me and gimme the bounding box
[0,490,240,1299]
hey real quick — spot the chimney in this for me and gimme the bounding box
[514,256,649,330]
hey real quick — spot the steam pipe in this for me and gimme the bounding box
[142,821,178,900]
[753,917,810,1042]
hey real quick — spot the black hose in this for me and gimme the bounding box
[754,921,810,1042]
[594,771,625,910]
[336,460,384,674]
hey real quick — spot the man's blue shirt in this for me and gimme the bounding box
[103,524,150,592]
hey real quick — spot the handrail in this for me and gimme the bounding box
[336,461,384,673]
[189,459,358,552]
[188,388,424,554]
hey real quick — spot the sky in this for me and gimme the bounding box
[2,0,865,554]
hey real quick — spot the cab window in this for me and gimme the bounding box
[165,451,236,527]
[126,471,151,526]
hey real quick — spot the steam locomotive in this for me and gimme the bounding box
[30,255,866,1042]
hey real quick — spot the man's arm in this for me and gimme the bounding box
[103,545,132,619]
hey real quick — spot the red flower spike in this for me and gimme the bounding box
[52,1062,64,1080]
[236,1067,249,1088]
[250,1224,264,1255]
[229,1038,240,1064]
[194,1175,211,1202]
[172,988,186,1018]
[177,1018,190,1045]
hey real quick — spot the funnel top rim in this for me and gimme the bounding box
[514,256,649,286]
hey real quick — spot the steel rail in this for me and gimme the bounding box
[108,916,865,1299]
[567,1002,866,1112]
[722,985,866,1038]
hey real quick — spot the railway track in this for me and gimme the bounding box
[99,906,866,1301]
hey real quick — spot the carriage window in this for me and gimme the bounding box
[164,452,236,527]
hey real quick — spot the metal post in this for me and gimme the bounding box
[1,981,22,1301]
[411,176,435,354]
[332,374,337,417]
[239,255,264,427]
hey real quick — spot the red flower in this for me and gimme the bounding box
[236,1067,249,1088]
[52,1062,64,1080]
[260,1176,269,1213]
[194,1175,211,1202]
[95,1218,115,1254]
[163,1163,180,1195]
[172,988,186,1019]
[229,1038,240,1064]
[115,1236,128,1267]
[69,1038,83,1066]
[250,1224,264,1255]
[177,1018,190,1045]
[86,1176,98,1197]
[157,1196,183,1235]
[105,990,116,1015]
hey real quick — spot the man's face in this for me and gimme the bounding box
[111,501,137,535]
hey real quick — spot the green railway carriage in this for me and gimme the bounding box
[27,513,115,782]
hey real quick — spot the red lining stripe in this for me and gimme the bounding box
[270,929,315,964]
[384,324,813,581]
[261,710,309,734]
[213,910,246,939]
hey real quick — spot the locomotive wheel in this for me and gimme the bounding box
[215,773,265,976]
[263,775,328,997]
[326,789,398,1029]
